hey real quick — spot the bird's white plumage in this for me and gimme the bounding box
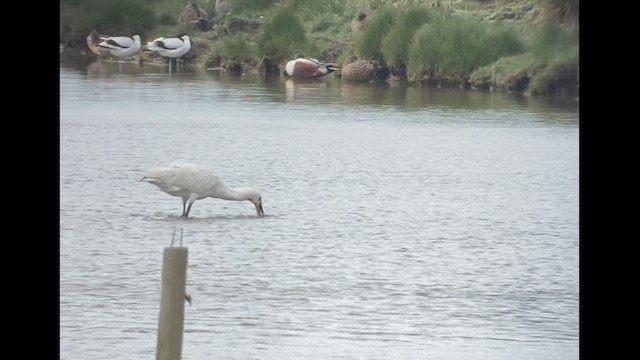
[284,60,297,77]
[146,35,191,58]
[285,58,321,76]
[154,37,186,50]
[97,35,141,58]
[139,163,264,217]
[143,163,222,199]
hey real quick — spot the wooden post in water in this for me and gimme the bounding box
[156,244,188,360]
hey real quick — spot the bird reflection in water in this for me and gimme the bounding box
[285,78,329,103]
[86,60,107,77]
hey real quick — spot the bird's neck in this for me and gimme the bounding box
[215,185,249,201]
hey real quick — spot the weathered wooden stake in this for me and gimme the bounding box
[156,246,188,360]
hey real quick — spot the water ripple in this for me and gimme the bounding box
[60,65,578,360]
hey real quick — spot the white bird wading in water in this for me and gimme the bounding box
[139,163,264,218]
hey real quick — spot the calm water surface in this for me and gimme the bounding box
[60,58,579,359]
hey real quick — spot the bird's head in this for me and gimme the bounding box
[253,197,264,217]
[242,188,264,217]
[145,39,160,51]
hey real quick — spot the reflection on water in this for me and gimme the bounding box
[60,51,578,360]
[84,59,198,77]
[339,81,392,106]
[85,60,107,77]
[285,78,331,103]
[61,49,579,117]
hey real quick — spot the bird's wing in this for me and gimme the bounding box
[100,36,134,49]
[174,165,223,194]
[154,37,185,50]
[147,163,221,195]
[304,57,324,67]
[168,162,207,172]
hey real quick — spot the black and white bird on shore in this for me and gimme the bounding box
[145,35,192,72]
[97,34,142,59]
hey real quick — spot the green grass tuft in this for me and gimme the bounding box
[60,0,158,46]
[469,24,579,95]
[538,0,579,24]
[408,16,524,79]
[234,0,277,12]
[213,35,257,60]
[258,6,311,61]
[380,6,432,67]
[284,0,346,15]
[354,6,396,60]
[529,45,578,94]
[470,53,541,89]
[527,22,579,60]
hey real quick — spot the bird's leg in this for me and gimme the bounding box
[181,198,187,217]
[185,201,195,218]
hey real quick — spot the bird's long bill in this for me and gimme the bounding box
[255,201,264,217]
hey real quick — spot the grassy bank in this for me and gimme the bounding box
[60,0,579,96]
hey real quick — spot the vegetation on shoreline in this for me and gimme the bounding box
[60,0,579,96]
